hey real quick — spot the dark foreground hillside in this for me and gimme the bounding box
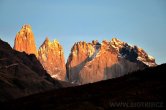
[0,39,62,102]
[1,64,165,110]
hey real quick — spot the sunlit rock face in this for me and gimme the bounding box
[13,25,66,80]
[67,38,157,84]
[66,41,96,83]
[38,37,66,80]
[110,38,156,67]
[13,24,38,56]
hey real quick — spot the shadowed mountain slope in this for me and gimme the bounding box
[2,63,165,110]
[0,39,62,102]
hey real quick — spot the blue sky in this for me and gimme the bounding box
[0,0,166,64]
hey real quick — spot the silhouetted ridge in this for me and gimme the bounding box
[2,64,165,110]
[0,39,62,102]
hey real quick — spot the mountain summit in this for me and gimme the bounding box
[13,25,156,84]
[38,37,66,80]
[66,38,156,84]
[13,25,66,80]
[13,24,38,56]
[110,38,156,66]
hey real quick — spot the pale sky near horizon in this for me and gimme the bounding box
[0,0,166,64]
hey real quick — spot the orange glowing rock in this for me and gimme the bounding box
[14,24,38,56]
[66,38,156,84]
[38,37,66,80]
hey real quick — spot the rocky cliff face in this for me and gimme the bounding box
[38,37,66,80]
[13,24,38,56]
[13,25,66,80]
[66,38,156,84]
[110,38,156,66]
[13,24,156,84]
[66,41,96,83]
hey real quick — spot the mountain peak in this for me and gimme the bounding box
[13,24,37,56]
[41,37,51,46]
[42,37,60,47]
[53,39,59,44]
[45,37,50,42]
[38,38,66,80]
[111,37,122,42]
[67,38,157,84]
[17,24,32,35]
[110,38,126,51]
[22,24,32,30]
